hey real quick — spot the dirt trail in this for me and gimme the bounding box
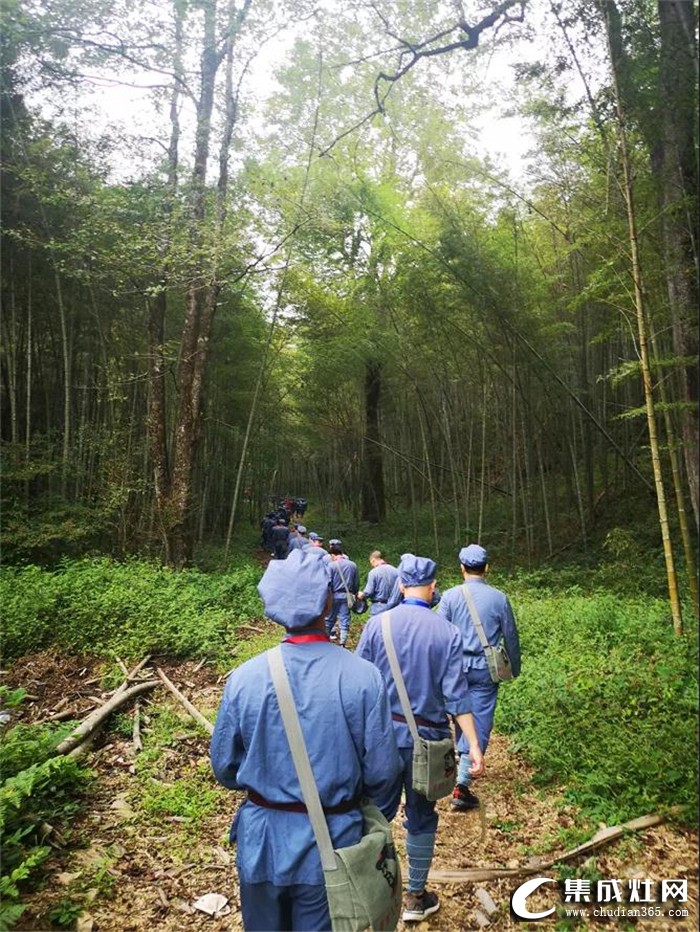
[6,646,698,932]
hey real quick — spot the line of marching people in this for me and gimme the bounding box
[213,529,522,930]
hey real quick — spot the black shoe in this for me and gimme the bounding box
[402,890,440,922]
[450,784,479,811]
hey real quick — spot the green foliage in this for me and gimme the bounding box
[1,754,89,928]
[497,592,699,823]
[139,773,219,823]
[47,898,84,928]
[0,722,76,780]
[1,556,263,662]
[0,686,27,709]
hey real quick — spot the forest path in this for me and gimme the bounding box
[8,642,698,932]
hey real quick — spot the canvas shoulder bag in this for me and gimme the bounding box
[267,646,401,932]
[335,559,356,610]
[460,585,513,684]
[380,613,456,801]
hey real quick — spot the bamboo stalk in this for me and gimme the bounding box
[603,3,683,635]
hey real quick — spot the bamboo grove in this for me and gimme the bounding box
[1,0,697,628]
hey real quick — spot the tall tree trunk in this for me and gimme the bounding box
[148,289,171,561]
[24,256,32,509]
[603,0,684,634]
[361,360,386,523]
[54,269,70,496]
[164,0,250,566]
[649,325,698,613]
[656,0,699,530]
[478,382,487,541]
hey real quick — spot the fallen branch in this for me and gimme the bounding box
[132,699,143,752]
[67,733,98,760]
[113,656,152,697]
[428,813,668,883]
[39,708,78,724]
[155,667,214,736]
[55,681,158,756]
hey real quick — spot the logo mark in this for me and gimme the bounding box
[511,877,557,920]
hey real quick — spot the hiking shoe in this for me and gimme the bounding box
[450,784,479,811]
[402,890,440,922]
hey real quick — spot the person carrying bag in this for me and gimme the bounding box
[380,612,456,800]
[326,543,360,645]
[210,548,403,932]
[268,646,402,932]
[460,584,514,683]
[356,554,484,924]
[436,543,521,813]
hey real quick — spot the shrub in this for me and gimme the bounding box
[497,592,698,823]
[2,557,263,662]
[1,755,89,928]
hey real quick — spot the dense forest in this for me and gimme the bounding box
[0,1,698,928]
[2,0,697,595]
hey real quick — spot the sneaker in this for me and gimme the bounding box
[329,634,338,641]
[402,890,440,922]
[450,784,479,811]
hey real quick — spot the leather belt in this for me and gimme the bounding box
[247,789,359,814]
[392,712,450,729]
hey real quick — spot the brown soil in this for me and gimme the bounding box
[4,642,697,932]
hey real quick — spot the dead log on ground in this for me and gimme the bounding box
[428,813,668,883]
[54,681,158,756]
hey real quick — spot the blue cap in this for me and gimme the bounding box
[257,549,331,629]
[398,553,437,586]
[297,525,307,534]
[308,532,323,541]
[459,544,488,568]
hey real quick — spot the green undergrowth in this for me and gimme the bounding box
[496,592,698,825]
[0,688,90,930]
[1,555,263,663]
[2,551,697,927]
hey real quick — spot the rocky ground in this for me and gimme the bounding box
[4,640,698,932]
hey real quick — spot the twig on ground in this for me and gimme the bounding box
[113,656,152,697]
[132,699,142,752]
[155,667,214,736]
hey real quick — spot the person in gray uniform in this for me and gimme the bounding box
[358,550,399,615]
[437,543,521,811]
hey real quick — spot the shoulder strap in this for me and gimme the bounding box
[460,584,490,651]
[267,647,337,871]
[335,558,351,597]
[380,612,420,745]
